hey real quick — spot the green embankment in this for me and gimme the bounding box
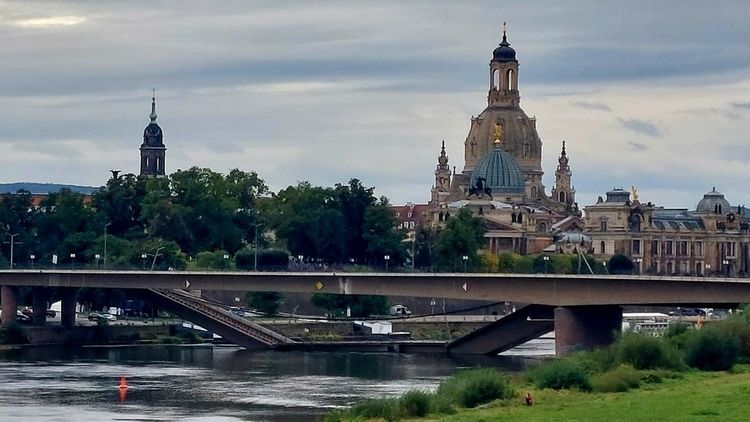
[433,368,750,421]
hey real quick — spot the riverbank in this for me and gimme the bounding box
[419,367,750,421]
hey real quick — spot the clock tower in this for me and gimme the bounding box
[140,92,166,177]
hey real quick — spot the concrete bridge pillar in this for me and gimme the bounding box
[1,286,19,326]
[32,287,48,326]
[60,287,78,328]
[555,305,622,356]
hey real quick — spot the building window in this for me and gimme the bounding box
[632,240,641,255]
[678,241,688,256]
[409,222,415,229]
[693,241,703,256]
[651,240,659,256]
[537,222,547,232]
[600,220,607,231]
[600,241,606,254]
[665,241,673,256]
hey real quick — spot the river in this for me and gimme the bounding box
[0,339,553,421]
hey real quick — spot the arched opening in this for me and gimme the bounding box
[506,69,515,90]
[537,222,547,232]
[530,186,538,199]
[600,241,606,254]
[493,69,500,90]
[156,157,161,172]
[517,213,523,224]
[145,157,150,168]
[559,192,566,203]
[696,262,702,276]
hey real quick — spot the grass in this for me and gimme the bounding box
[425,367,750,421]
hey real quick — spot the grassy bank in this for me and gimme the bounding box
[433,367,750,421]
[329,309,750,421]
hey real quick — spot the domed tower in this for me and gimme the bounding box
[140,92,166,177]
[459,25,545,200]
[430,141,452,205]
[551,141,576,207]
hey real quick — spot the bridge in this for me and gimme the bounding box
[1,270,747,355]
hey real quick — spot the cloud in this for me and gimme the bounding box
[571,101,611,111]
[617,118,663,138]
[10,16,86,28]
[732,101,750,109]
[627,141,648,151]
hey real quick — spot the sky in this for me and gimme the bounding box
[1,0,749,210]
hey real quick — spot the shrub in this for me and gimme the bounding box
[570,347,617,374]
[349,397,401,421]
[399,389,431,417]
[0,323,29,344]
[591,365,641,392]
[437,368,515,408]
[685,326,741,371]
[717,320,750,358]
[530,359,592,391]
[666,321,691,338]
[615,333,684,370]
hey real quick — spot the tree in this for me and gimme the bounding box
[608,254,635,275]
[362,201,406,266]
[434,209,486,272]
[245,292,283,315]
[413,226,438,270]
[335,179,377,262]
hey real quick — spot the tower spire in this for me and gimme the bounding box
[150,89,158,123]
[502,22,507,43]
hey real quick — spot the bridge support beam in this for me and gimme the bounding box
[60,287,78,328]
[1,286,19,326]
[555,305,621,356]
[32,287,48,326]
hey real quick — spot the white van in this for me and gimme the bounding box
[389,305,412,317]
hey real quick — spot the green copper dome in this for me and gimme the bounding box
[470,143,525,194]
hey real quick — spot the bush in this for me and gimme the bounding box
[530,359,592,391]
[685,327,741,371]
[717,320,750,358]
[0,323,29,344]
[399,389,431,417]
[437,368,515,408]
[615,333,684,370]
[235,248,289,271]
[570,347,617,374]
[349,397,401,421]
[591,365,641,392]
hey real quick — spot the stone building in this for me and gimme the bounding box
[585,188,750,276]
[140,94,166,177]
[423,29,581,255]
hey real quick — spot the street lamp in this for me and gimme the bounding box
[103,222,111,270]
[634,257,642,275]
[722,259,730,276]
[705,263,711,276]
[141,253,148,269]
[384,254,391,272]
[3,232,21,269]
[95,253,101,270]
[462,255,468,273]
[542,255,550,274]
[70,253,76,269]
[29,254,35,269]
[150,247,165,271]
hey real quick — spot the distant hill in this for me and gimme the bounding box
[0,182,100,195]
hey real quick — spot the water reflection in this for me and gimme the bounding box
[0,345,549,421]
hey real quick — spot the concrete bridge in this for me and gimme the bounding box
[1,270,748,354]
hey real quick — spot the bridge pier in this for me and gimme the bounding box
[32,287,48,326]
[60,287,78,328]
[1,286,19,326]
[555,305,622,356]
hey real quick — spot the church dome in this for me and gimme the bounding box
[492,34,517,63]
[470,143,525,194]
[696,187,731,215]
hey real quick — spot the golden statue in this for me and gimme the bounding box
[630,185,639,202]
[493,121,504,144]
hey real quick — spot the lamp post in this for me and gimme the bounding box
[29,254,35,269]
[298,254,304,270]
[150,247,165,271]
[462,255,468,273]
[141,253,148,269]
[95,253,101,270]
[384,254,390,272]
[103,222,111,270]
[223,253,229,271]
[69,253,76,269]
[722,259,730,276]
[634,257,642,275]
[542,255,550,274]
[3,232,21,269]
[705,263,711,276]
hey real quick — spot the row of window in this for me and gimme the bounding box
[398,221,416,230]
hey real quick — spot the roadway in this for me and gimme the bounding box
[1,270,750,306]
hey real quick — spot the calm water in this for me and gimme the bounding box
[0,341,552,421]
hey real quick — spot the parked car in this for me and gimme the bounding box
[229,307,246,317]
[669,308,707,317]
[88,312,116,322]
[16,310,31,324]
[389,305,412,317]
[20,308,56,318]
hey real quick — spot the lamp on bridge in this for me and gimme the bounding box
[722,259,730,276]
[462,255,469,273]
[384,254,391,272]
[69,253,76,269]
[29,254,35,269]
[141,253,148,269]
[95,253,101,270]
[542,255,550,274]
[634,257,642,275]
[705,263,711,276]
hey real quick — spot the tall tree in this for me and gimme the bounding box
[434,208,486,272]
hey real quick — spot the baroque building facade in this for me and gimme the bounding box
[585,188,750,276]
[418,30,581,255]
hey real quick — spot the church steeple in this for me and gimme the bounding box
[488,23,520,108]
[430,140,452,205]
[140,91,166,177]
[552,141,575,207]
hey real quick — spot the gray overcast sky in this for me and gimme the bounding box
[1,0,750,209]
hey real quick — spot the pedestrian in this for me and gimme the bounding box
[525,392,533,406]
